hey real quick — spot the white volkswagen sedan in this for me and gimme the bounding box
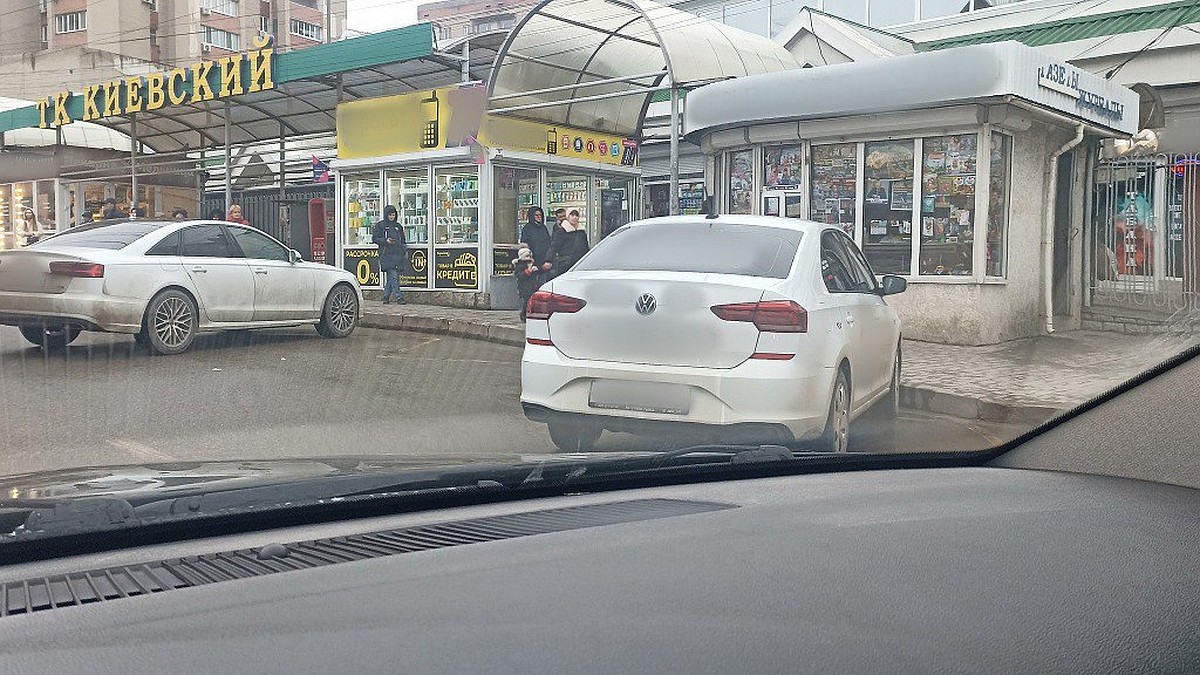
[521,215,906,453]
[0,219,362,355]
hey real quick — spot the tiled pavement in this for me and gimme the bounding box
[360,300,1200,423]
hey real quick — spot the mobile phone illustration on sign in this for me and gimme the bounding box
[547,128,558,154]
[420,92,440,149]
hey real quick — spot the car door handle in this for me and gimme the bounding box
[190,266,208,273]
[254,268,268,275]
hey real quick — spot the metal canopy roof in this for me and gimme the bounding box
[919,0,1200,51]
[486,0,799,136]
[0,24,506,153]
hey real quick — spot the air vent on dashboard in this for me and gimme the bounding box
[0,498,733,617]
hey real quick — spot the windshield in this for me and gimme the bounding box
[575,222,802,278]
[1,1,1198,545]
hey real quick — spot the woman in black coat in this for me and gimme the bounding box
[542,209,590,281]
[519,206,551,270]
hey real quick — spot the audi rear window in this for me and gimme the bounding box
[574,222,803,279]
[31,221,169,250]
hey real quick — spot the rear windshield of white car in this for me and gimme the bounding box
[574,222,803,279]
[32,221,169,250]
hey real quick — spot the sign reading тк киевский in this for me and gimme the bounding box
[34,35,276,129]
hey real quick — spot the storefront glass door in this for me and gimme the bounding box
[388,170,432,289]
[434,167,480,290]
[548,172,590,235]
[598,176,632,240]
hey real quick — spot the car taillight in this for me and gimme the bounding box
[48,261,105,278]
[526,290,587,320]
[712,300,807,333]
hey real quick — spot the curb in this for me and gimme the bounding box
[899,386,1063,425]
[361,310,1065,424]
[360,311,525,347]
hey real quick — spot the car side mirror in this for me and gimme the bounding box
[289,249,302,264]
[879,275,907,296]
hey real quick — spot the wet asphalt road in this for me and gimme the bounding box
[0,325,1027,476]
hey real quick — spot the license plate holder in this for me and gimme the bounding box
[588,380,691,415]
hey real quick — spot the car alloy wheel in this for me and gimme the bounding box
[820,370,851,453]
[142,289,197,356]
[317,284,359,338]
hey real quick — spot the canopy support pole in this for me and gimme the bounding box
[669,86,680,216]
[224,101,233,214]
[461,40,470,83]
[279,121,288,245]
[130,115,138,216]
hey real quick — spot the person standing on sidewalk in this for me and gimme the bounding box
[542,209,589,281]
[226,204,251,227]
[373,205,408,305]
[513,245,539,322]
[520,206,551,278]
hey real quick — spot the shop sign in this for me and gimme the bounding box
[344,247,430,288]
[492,245,519,277]
[1036,62,1124,123]
[337,84,638,167]
[36,35,275,129]
[435,248,479,289]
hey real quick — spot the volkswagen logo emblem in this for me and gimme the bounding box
[635,293,657,316]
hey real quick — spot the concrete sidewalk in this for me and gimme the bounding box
[360,300,1199,424]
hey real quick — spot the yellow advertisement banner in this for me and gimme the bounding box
[337,84,637,167]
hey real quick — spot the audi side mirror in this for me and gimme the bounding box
[879,275,907,296]
[289,250,302,264]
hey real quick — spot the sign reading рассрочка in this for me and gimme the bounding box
[33,34,276,129]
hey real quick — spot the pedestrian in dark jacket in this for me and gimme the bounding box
[513,245,539,322]
[519,206,551,270]
[372,205,408,304]
[100,197,124,220]
[542,209,589,280]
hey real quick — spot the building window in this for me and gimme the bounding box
[470,14,515,34]
[726,149,754,215]
[259,15,270,33]
[810,143,858,236]
[202,26,241,50]
[41,25,48,44]
[201,0,238,15]
[987,132,1012,277]
[862,140,915,275]
[919,134,977,276]
[291,0,319,9]
[54,11,86,34]
[289,18,323,41]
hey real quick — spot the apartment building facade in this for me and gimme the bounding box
[0,0,348,101]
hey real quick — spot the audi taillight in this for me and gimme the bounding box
[711,300,807,333]
[526,291,587,320]
[48,261,105,278]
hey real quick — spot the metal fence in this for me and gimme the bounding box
[1088,153,1200,314]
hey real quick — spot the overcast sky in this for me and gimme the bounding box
[346,0,424,33]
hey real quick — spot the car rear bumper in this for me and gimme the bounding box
[520,344,834,440]
[0,292,143,333]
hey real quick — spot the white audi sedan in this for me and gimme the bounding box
[521,215,905,453]
[0,219,362,355]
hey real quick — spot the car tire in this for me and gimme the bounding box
[316,284,358,339]
[141,289,198,356]
[819,368,851,453]
[880,346,901,420]
[548,422,602,452]
[19,323,81,350]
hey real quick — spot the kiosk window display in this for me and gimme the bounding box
[862,140,915,275]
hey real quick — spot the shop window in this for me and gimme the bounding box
[35,180,56,234]
[680,182,705,215]
[345,174,381,247]
[987,132,1012,277]
[646,184,670,217]
[493,167,539,246]
[547,173,589,233]
[1091,162,1157,280]
[862,140,914,275]
[387,171,430,246]
[726,149,754,215]
[810,143,857,236]
[0,185,12,251]
[764,145,803,190]
[434,168,479,244]
[599,177,632,239]
[919,134,977,276]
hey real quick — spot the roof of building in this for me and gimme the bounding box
[918,0,1200,51]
